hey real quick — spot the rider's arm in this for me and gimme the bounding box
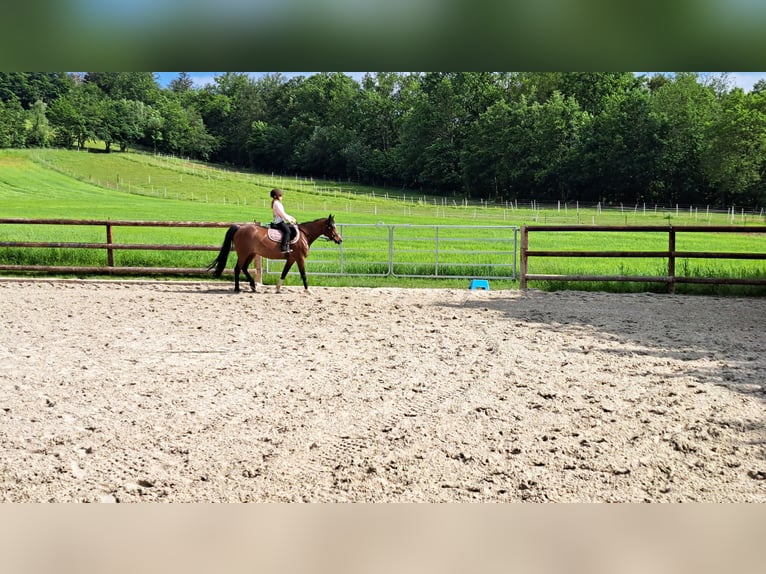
[274,200,296,224]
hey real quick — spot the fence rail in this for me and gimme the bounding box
[0,218,249,278]
[520,225,766,293]
[0,219,519,281]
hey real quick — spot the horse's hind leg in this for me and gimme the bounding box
[233,261,242,292]
[241,254,257,292]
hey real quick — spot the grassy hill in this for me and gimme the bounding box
[4,148,458,225]
[2,147,763,227]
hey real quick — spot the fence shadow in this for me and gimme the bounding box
[440,288,766,461]
[441,289,765,403]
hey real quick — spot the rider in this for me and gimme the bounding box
[270,188,297,253]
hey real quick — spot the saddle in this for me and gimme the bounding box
[267,223,300,245]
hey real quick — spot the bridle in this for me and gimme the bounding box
[324,218,342,244]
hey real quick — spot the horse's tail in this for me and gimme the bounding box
[207,225,239,277]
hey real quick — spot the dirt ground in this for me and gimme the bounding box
[0,279,763,502]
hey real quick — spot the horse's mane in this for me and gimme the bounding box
[299,218,324,225]
[257,217,326,229]
[299,215,333,226]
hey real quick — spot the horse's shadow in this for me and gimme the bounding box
[161,286,259,295]
[163,282,292,295]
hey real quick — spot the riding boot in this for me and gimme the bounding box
[281,239,291,253]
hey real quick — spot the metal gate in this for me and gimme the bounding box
[263,223,519,280]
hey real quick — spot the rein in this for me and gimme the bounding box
[298,218,334,245]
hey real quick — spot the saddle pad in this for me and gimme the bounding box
[267,225,300,244]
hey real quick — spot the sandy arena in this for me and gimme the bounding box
[0,279,764,502]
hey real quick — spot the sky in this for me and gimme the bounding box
[155,72,766,92]
[155,72,364,88]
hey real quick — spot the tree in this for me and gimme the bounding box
[47,82,103,149]
[203,72,265,165]
[0,95,26,147]
[397,73,471,191]
[650,72,718,205]
[524,92,589,201]
[356,73,415,185]
[192,88,231,149]
[143,107,164,153]
[84,72,160,105]
[0,72,72,108]
[94,97,119,152]
[579,89,666,204]
[300,124,356,178]
[554,72,638,115]
[246,120,290,172]
[703,88,766,206]
[168,72,195,93]
[462,99,515,198]
[92,96,158,153]
[463,92,588,201]
[25,100,53,147]
[110,99,153,152]
[154,94,217,159]
[645,73,671,93]
[359,73,400,153]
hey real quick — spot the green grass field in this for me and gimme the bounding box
[1,148,764,294]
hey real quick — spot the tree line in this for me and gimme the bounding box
[1,71,764,208]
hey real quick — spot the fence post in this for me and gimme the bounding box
[520,225,528,289]
[254,255,262,284]
[106,222,114,267]
[668,225,675,294]
[513,226,519,279]
[388,225,394,276]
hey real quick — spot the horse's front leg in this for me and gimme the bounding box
[297,259,309,294]
[276,260,294,293]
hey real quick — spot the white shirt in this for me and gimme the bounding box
[272,199,295,224]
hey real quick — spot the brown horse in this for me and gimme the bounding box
[207,214,342,293]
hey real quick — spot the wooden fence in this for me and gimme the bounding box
[4,220,764,291]
[520,225,766,293]
[0,218,262,281]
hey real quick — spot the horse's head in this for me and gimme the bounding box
[324,214,342,244]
